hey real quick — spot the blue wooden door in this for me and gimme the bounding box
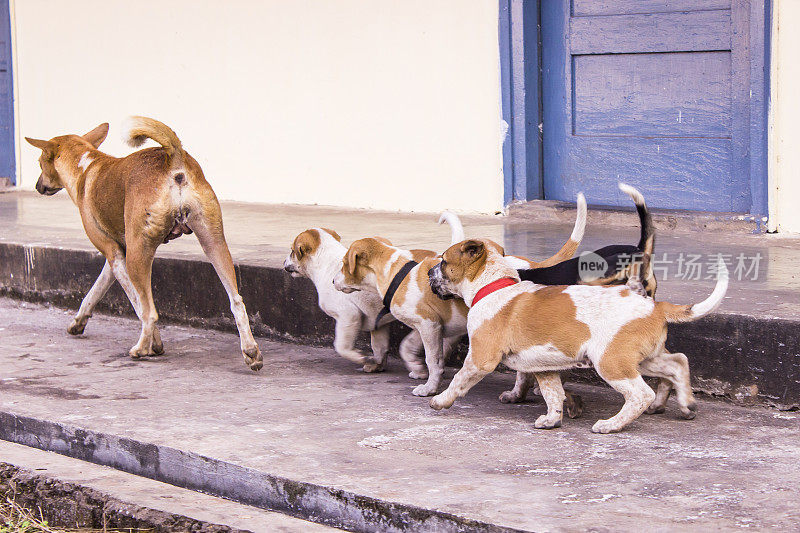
[0,0,13,183]
[541,0,761,212]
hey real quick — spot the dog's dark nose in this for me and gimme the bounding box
[35,175,45,195]
[284,264,296,273]
[427,265,440,278]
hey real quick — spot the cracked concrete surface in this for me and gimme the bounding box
[0,298,798,531]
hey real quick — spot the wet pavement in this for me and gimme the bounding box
[0,298,799,532]
[1,190,798,319]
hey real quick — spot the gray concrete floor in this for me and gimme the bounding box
[0,440,339,532]
[0,298,798,532]
[1,190,798,319]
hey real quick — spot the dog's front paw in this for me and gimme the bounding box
[408,370,428,380]
[499,390,524,404]
[591,419,622,434]
[67,318,87,336]
[429,393,453,410]
[534,414,562,429]
[243,344,263,371]
[362,361,385,373]
[412,383,438,397]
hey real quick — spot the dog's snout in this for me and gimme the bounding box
[35,175,45,194]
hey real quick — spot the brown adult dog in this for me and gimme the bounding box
[25,118,262,370]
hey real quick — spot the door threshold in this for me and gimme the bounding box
[507,199,767,234]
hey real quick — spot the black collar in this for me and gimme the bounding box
[374,260,418,330]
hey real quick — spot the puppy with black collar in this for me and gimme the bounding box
[284,216,463,374]
[427,238,728,433]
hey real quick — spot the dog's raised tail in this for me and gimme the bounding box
[125,116,183,168]
[619,183,654,252]
[661,256,729,323]
[439,211,465,245]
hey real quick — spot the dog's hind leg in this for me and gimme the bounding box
[365,325,390,372]
[124,238,160,359]
[533,372,566,429]
[430,348,493,410]
[80,218,164,355]
[500,372,535,404]
[68,261,115,335]
[190,208,262,371]
[645,379,672,415]
[398,330,427,379]
[639,351,696,419]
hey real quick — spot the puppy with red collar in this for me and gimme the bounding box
[284,218,463,374]
[427,239,728,433]
[332,203,587,397]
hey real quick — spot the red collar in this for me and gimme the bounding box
[471,277,518,307]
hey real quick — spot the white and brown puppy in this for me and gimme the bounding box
[427,239,728,433]
[25,118,261,370]
[331,205,586,397]
[283,218,463,374]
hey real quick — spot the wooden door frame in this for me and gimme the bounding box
[499,0,771,215]
[0,0,14,184]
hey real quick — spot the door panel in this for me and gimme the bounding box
[542,0,753,212]
[573,52,731,137]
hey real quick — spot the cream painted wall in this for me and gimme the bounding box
[770,0,800,233]
[12,0,504,214]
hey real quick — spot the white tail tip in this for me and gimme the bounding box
[618,182,645,205]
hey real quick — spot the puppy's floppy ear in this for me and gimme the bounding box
[460,239,485,260]
[83,123,110,148]
[484,239,505,256]
[345,243,362,276]
[321,228,341,242]
[25,137,52,151]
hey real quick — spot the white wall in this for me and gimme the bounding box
[770,0,800,233]
[12,0,504,214]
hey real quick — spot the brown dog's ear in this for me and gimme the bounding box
[83,123,110,148]
[372,236,393,246]
[484,239,505,256]
[345,244,362,276]
[25,137,52,151]
[321,228,342,242]
[460,240,485,259]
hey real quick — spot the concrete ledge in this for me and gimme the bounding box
[508,199,767,234]
[0,412,525,533]
[0,241,798,408]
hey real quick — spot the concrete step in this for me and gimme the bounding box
[0,440,340,532]
[0,298,799,532]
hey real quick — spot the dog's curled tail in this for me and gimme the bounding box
[661,256,729,323]
[125,116,183,168]
[439,211,465,246]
